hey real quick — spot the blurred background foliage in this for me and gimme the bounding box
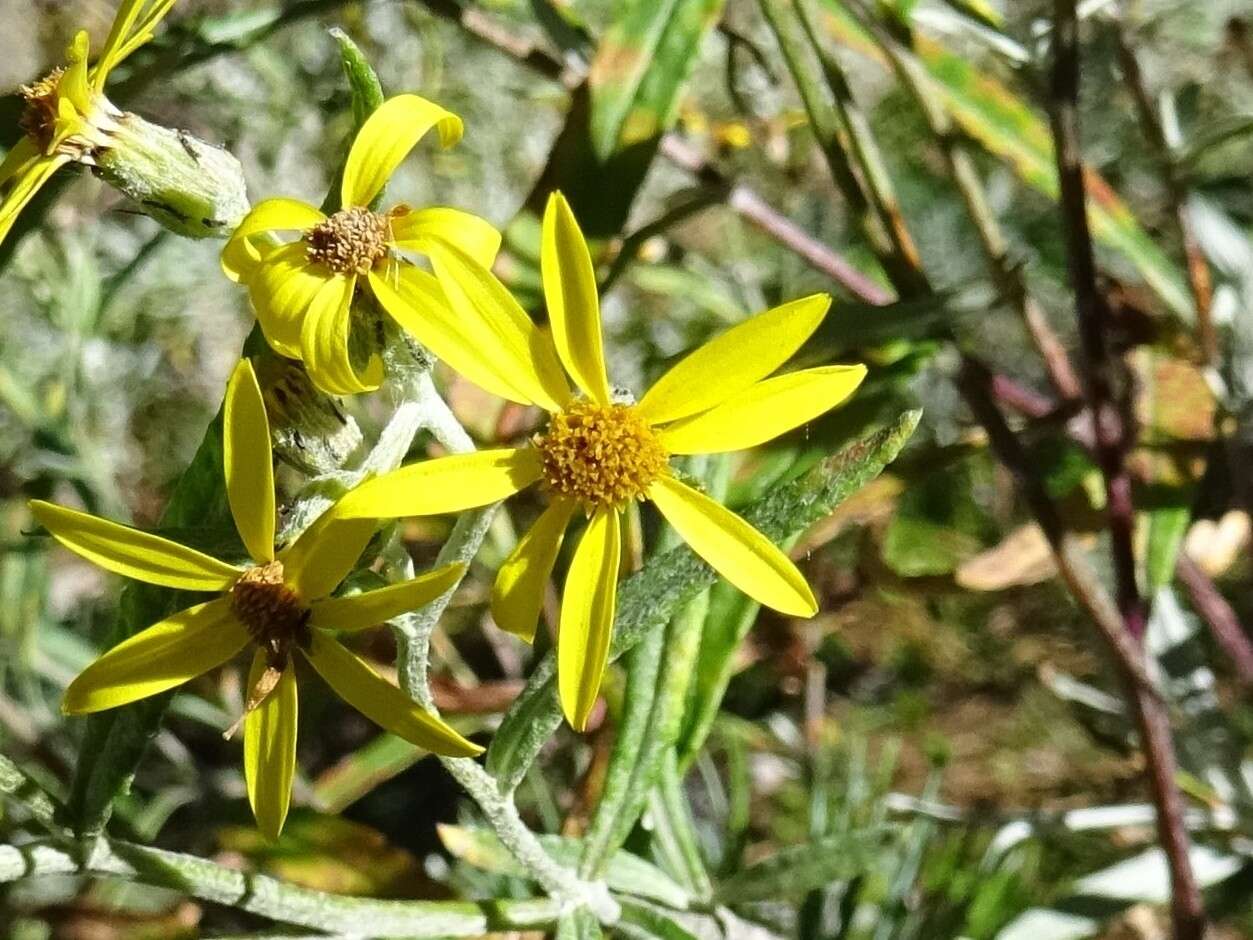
[1,0,1253,937]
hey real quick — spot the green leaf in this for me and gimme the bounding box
[527,0,725,236]
[437,825,692,911]
[675,581,760,768]
[818,2,1193,320]
[589,0,724,160]
[486,411,919,791]
[322,28,387,214]
[617,901,700,940]
[66,401,235,835]
[556,907,603,940]
[715,832,882,904]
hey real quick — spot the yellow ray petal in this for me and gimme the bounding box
[94,0,178,87]
[299,273,383,396]
[302,633,482,756]
[30,500,241,591]
[637,294,832,425]
[243,651,298,841]
[646,476,816,617]
[335,449,542,520]
[224,360,276,564]
[541,192,610,404]
[341,94,463,209]
[61,32,92,113]
[222,198,324,283]
[0,154,71,248]
[370,259,547,407]
[491,498,577,643]
[423,240,571,411]
[62,599,249,714]
[0,138,40,186]
[558,508,621,731]
[388,206,500,268]
[309,563,467,631]
[249,243,327,359]
[279,506,378,603]
[658,365,867,454]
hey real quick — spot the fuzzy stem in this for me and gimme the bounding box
[382,372,620,923]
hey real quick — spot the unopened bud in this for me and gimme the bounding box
[93,112,248,239]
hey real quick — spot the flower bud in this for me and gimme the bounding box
[93,112,248,239]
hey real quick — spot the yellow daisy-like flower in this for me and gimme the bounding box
[221,94,501,397]
[30,360,481,839]
[0,0,176,245]
[336,191,867,730]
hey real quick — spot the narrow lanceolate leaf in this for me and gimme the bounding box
[529,0,725,236]
[322,29,386,214]
[589,0,727,160]
[819,2,1192,319]
[556,907,603,940]
[67,384,238,835]
[437,825,691,911]
[714,832,883,903]
[486,411,920,790]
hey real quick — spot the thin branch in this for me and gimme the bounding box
[1175,554,1253,686]
[1049,3,1204,934]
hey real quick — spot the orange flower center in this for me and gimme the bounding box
[535,400,669,509]
[305,207,390,276]
[230,560,309,661]
[19,68,66,152]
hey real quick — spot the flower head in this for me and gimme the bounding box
[2,1,246,241]
[30,359,480,839]
[336,191,867,730]
[221,95,502,397]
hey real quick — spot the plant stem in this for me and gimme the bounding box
[386,373,621,924]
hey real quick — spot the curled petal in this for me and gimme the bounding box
[558,509,621,731]
[658,365,867,454]
[222,198,324,283]
[63,599,249,714]
[299,274,383,396]
[303,633,482,756]
[249,243,327,359]
[637,294,831,425]
[389,206,500,268]
[646,476,816,617]
[30,500,240,591]
[342,95,463,209]
[224,360,276,563]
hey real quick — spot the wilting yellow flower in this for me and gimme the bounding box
[1,1,248,245]
[221,94,501,397]
[30,360,480,839]
[336,192,867,730]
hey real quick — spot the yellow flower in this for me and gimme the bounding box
[336,191,867,730]
[221,94,501,397]
[0,1,176,245]
[30,360,481,839]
